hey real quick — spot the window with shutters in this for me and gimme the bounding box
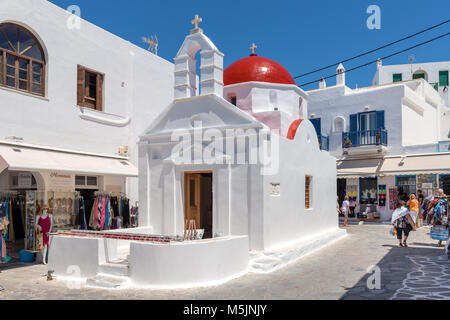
[393,73,402,83]
[439,71,449,87]
[77,65,104,111]
[305,175,312,210]
[0,23,45,96]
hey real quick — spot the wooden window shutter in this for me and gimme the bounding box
[96,73,103,111]
[305,176,311,209]
[77,66,85,106]
[440,71,449,87]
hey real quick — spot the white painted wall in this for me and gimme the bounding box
[262,120,338,251]
[129,236,249,288]
[374,60,450,108]
[307,80,442,157]
[223,82,308,137]
[140,95,338,252]
[0,0,174,203]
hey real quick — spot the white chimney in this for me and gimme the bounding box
[336,63,346,86]
[377,58,382,70]
[319,78,326,89]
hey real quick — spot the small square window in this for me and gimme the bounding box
[393,73,402,83]
[75,175,86,186]
[86,176,98,186]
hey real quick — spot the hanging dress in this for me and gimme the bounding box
[38,215,51,246]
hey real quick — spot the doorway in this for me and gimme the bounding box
[184,172,213,239]
[440,175,450,196]
[76,189,97,229]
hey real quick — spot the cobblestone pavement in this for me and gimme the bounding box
[0,223,447,300]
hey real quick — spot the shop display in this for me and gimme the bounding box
[346,185,357,202]
[418,174,437,197]
[36,206,53,265]
[130,205,139,228]
[89,194,132,231]
[389,188,399,211]
[49,192,75,228]
[25,191,40,252]
[378,185,387,207]
[360,178,377,204]
[0,202,9,263]
[396,176,416,202]
[423,196,449,227]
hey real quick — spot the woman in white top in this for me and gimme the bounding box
[342,196,350,227]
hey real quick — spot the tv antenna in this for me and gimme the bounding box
[408,54,416,75]
[142,35,159,55]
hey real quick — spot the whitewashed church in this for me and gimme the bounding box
[138,17,342,253]
[49,15,344,289]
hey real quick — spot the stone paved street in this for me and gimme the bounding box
[0,223,448,300]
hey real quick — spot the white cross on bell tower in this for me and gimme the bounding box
[190,14,203,34]
[250,43,257,55]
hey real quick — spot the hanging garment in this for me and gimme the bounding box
[81,198,87,230]
[104,196,110,230]
[0,235,5,263]
[8,200,15,242]
[38,215,51,246]
[100,196,106,230]
[12,200,25,240]
[122,197,130,228]
[111,197,119,218]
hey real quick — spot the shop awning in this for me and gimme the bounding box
[0,143,138,177]
[379,154,450,175]
[337,158,382,178]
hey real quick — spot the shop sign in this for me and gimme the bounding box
[48,172,74,190]
[18,173,32,188]
[422,183,433,189]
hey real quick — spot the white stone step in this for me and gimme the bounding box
[86,274,129,289]
[98,260,129,277]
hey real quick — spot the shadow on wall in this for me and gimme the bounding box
[340,244,447,300]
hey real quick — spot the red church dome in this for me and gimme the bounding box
[224,54,296,86]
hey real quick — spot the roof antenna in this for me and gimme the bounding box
[142,35,159,55]
[408,54,416,76]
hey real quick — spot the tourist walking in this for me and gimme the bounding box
[407,194,421,227]
[342,196,350,227]
[392,201,417,247]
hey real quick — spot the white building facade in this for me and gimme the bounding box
[308,61,450,221]
[374,59,450,108]
[0,0,173,227]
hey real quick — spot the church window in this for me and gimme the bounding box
[230,95,237,106]
[305,175,312,210]
[0,23,45,96]
[77,65,104,111]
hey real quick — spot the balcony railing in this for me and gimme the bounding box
[342,129,388,148]
[430,82,439,91]
[318,135,329,151]
[438,141,450,153]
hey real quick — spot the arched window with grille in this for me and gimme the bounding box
[0,23,45,96]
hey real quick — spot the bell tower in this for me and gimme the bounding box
[173,14,224,100]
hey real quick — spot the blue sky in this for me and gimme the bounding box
[48,0,449,90]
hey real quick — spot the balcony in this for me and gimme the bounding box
[438,141,450,153]
[318,135,329,151]
[342,129,388,149]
